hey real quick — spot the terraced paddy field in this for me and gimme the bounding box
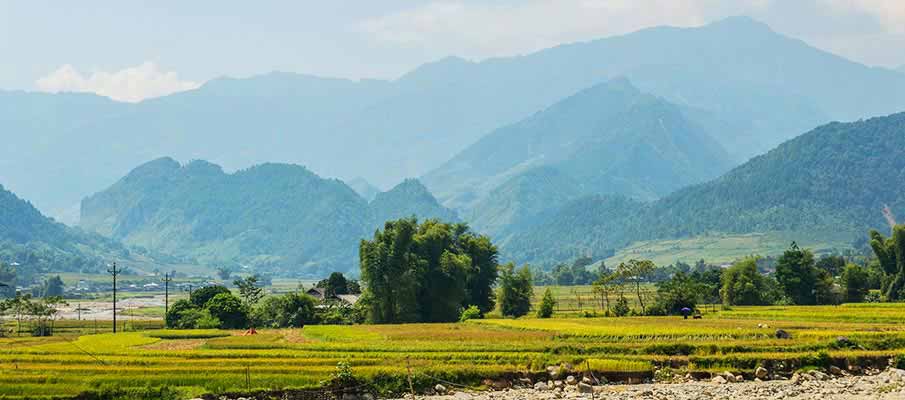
[2,304,905,399]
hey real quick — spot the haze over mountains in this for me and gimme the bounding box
[424,78,733,234]
[5,16,905,225]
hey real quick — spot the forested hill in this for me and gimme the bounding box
[0,184,130,279]
[425,79,732,236]
[504,112,905,264]
[369,179,458,230]
[80,159,456,276]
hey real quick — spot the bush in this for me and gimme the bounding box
[612,296,630,317]
[205,292,248,329]
[537,288,555,318]
[189,285,231,308]
[459,305,482,322]
[498,263,533,318]
[165,299,196,328]
[253,292,317,328]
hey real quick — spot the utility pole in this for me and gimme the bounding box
[107,262,121,333]
[162,272,172,326]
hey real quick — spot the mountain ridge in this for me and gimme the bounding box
[6,16,905,224]
[80,159,457,277]
[503,111,905,265]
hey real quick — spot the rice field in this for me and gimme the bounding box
[2,304,905,399]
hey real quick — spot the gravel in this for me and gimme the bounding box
[400,368,905,400]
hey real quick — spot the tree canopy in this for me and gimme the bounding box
[359,218,499,323]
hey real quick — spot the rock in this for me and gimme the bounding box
[723,371,737,383]
[735,375,744,382]
[810,370,829,381]
[518,378,533,386]
[534,382,550,391]
[755,367,769,379]
[754,378,762,383]
[829,366,843,376]
[547,366,561,377]
[581,376,592,385]
[553,380,564,389]
[791,373,802,384]
[577,383,593,394]
[435,384,448,395]
[565,376,577,385]
[775,329,791,339]
[712,375,727,384]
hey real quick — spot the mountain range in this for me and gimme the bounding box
[79,158,456,277]
[424,78,733,236]
[502,112,905,265]
[5,16,905,225]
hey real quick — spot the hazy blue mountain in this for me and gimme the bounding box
[346,177,381,202]
[466,166,584,238]
[8,16,905,223]
[80,160,456,276]
[426,79,732,229]
[368,179,459,230]
[504,112,905,265]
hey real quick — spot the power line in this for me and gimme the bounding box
[107,262,122,333]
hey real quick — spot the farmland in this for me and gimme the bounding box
[3,304,905,399]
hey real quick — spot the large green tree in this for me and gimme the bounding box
[253,292,318,328]
[840,264,870,303]
[775,242,835,305]
[721,258,772,306]
[869,226,905,300]
[359,218,499,323]
[498,263,533,318]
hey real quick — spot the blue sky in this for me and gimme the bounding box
[3,1,904,101]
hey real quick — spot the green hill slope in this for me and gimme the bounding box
[0,183,136,282]
[504,112,905,265]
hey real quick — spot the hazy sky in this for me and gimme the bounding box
[3,1,904,101]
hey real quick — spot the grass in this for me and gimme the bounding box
[3,303,905,399]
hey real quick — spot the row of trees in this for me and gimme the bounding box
[0,293,66,336]
[166,275,364,330]
[359,218,499,323]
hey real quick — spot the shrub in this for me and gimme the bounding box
[537,288,555,318]
[459,305,482,322]
[612,296,630,317]
[205,292,248,329]
[253,292,317,328]
[189,285,231,308]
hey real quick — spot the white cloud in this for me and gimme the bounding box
[35,62,200,102]
[823,0,905,34]
[359,0,771,59]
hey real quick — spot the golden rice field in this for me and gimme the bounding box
[2,304,905,399]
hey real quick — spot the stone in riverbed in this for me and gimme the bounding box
[755,367,769,379]
[577,383,593,394]
[435,384,448,394]
[565,376,577,385]
[712,375,727,384]
[534,382,550,391]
